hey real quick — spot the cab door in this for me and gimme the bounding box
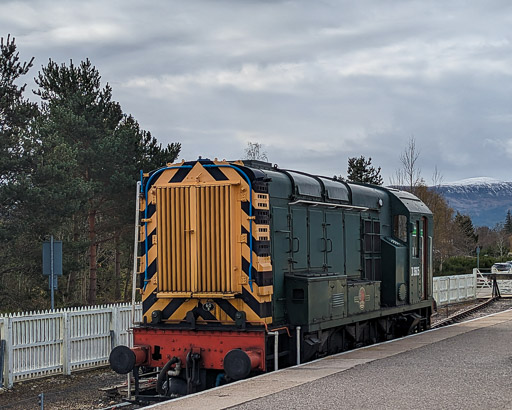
[421,216,429,300]
[410,218,421,304]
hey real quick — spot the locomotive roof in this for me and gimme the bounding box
[238,160,431,216]
[386,188,432,215]
[145,159,432,219]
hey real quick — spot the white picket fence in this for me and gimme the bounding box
[0,276,484,389]
[432,273,477,306]
[0,303,142,389]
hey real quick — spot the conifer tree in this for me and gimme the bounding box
[0,37,180,310]
[505,210,512,234]
[0,35,38,182]
[0,35,42,309]
[453,212,478,255]
[346,156,383,185]
[35,59,180,304]
[0,35,38,230]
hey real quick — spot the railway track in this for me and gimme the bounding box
[431,297,499,329]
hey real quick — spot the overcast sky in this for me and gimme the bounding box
[3,0,512,184]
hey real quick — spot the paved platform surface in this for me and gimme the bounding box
[148,309,512,410]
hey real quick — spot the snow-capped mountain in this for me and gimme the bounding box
[434,177,512,227]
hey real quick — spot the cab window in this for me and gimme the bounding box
[393,215,407,243]
[411,220,420,258]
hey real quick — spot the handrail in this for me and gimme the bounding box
[288,199,369,211]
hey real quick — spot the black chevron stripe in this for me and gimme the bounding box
[140,257,157,287]
[146,258,156,278]
[146,226,156,242]
[241,201,255,218]
[145,203,156,218]
[161,298,186,319]
[169,167,190,183]
[205,166,229,181]
[242,287,272,318]
[193,305,217,321]
[241,227,270,257]
[242,257,273,287]
[142,292,158,312]
[213,298,238,320]
[139,258,157,288]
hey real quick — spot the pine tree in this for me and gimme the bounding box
[34,59,180,305]
[0,39,181,310]
[0,35,38,181]
[0,35,38,232]
[0,35,42,310]
[346,156,383,185]
[453,212,478,255]
[505,210,512,234]
[101,115,180,300]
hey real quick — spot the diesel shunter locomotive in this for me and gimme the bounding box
[109,158,433,398]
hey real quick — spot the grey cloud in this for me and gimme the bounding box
[3,0,512,183]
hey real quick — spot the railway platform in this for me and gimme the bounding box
[147,308,512,409]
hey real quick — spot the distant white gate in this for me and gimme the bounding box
[0,303,141,389]
[473,268,512,297]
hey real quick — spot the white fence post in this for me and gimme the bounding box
[0,318,3,387]
[6,316,13,389]
[62,310,71,376]
[111,305,118,349]
[432,278,438,305]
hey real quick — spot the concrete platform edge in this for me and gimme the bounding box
[148,308,512,410]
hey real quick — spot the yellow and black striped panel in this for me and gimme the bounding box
[139,160,273,325]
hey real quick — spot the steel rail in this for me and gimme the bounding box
[431,297,496,329]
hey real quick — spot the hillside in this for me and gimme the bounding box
[434,177,512,227]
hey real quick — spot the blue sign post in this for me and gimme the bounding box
[43,236,62,311]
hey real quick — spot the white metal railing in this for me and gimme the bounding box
[0,303,141,389]
[433,273,477,307]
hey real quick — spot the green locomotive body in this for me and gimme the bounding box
[110,158,433,397]
[249,160,432,361]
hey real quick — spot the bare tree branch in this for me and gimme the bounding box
[399,136,421,191]
[244,141,268,161]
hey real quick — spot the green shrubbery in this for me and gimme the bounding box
[434,255,509,277]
